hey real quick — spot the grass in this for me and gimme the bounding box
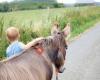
[0,6,100,60]
[0,8,65,28]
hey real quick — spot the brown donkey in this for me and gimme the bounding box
[0,28,67,80]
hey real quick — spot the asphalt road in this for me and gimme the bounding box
[53,23,100,80]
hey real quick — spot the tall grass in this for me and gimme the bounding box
[0,6,100,59]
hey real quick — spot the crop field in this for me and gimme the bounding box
[0,6,100,59]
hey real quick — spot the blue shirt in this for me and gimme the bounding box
[6,41,25,58]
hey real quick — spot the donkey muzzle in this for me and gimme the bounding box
[58,66,66,73]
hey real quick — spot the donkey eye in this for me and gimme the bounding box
[65,45,68,49]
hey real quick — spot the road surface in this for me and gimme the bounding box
[53,23,100,80]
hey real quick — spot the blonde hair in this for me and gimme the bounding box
[6,27,20,42]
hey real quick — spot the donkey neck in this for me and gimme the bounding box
[42,51,52,65]
[42,36,59,65]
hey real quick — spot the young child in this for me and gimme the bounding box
[6,27,43,58]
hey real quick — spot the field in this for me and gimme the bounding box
[0,6,100,59]
[0,8,65,28]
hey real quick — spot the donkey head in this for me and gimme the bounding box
[33,33,68,73]
[50,31,67,73]
[33,23,69,73]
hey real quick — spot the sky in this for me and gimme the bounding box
[57,0,76,3]
[0,0,100,3]
[0,0,13,3]
[57,0,100,3]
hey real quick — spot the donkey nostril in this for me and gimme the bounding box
[57,32,60,34]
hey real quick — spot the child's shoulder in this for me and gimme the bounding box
[7,41,25,50]
[18,41,24,45]
[18,41,25,49]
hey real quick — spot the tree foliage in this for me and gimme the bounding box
[0,1,64,12]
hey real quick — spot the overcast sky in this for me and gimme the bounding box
[57,0,100,3]
[0,0,13,3]
[0,0,100,3]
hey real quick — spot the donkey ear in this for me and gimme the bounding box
[51,22,60,35]
[63,23,71,37]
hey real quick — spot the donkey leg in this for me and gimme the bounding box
[56,75,58,80]
[56,69,59,80]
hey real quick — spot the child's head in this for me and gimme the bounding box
[6,27,20,43]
